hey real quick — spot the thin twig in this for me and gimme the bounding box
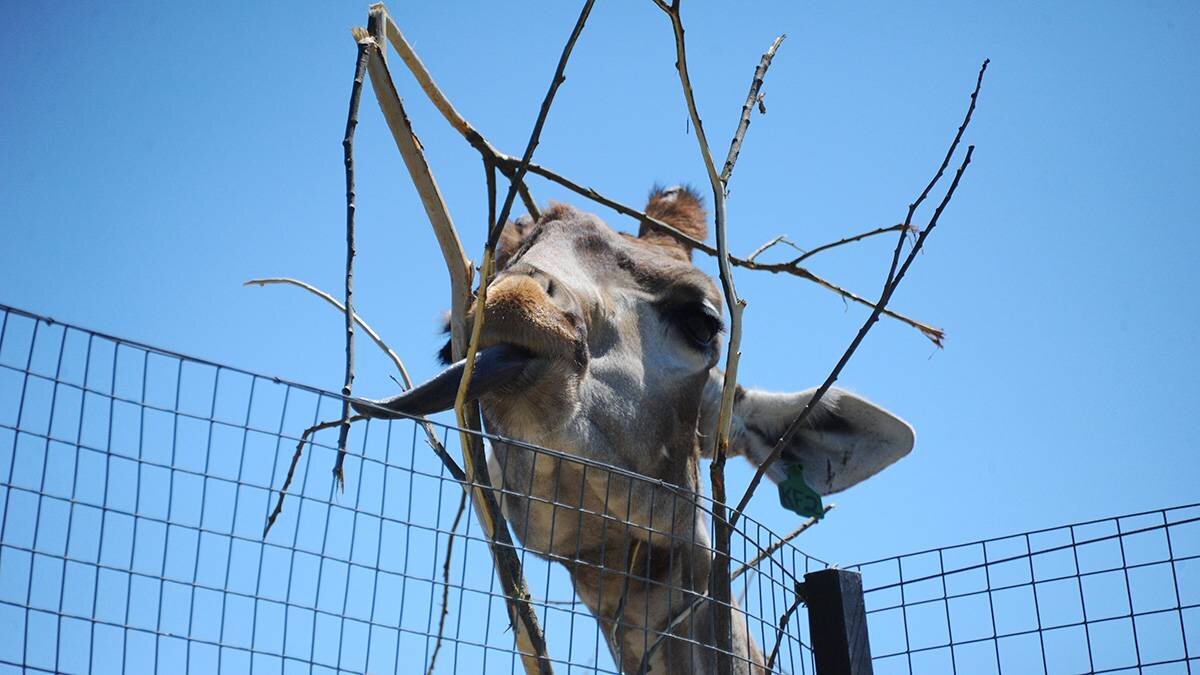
[333,41,367,491]
[904,60,990,231]
[765,582,805,672]
[745,235,800,263]
[721,34,787,185]
[427,490,468,675]
[243,277,465,482]
[741,257,945,345]
[263,414,366,537]
[488,0,594,245]
[243,278,410,382]
[789,223,909,266]
[730,59,988,528]
[730,503,834,581]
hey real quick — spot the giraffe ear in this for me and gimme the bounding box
[639,185,708,260]
[698,373,914,495]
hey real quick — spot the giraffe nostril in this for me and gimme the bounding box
[506,265,577,316]
[527,269,559,299]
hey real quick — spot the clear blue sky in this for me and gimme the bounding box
[2,0,1198,661]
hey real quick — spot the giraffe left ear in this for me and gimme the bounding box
[698,372,914,495]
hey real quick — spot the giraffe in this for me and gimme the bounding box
[354,186,914,673]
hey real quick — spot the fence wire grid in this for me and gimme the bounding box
[853,504,1200,674]
[3,301,1197,675]
[0,303,825,674]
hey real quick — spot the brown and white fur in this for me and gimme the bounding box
[361,187,914,673]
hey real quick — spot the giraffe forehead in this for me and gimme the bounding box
[518,215,720,307]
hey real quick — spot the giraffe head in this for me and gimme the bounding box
[354,186,914,672]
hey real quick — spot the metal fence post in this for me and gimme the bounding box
[803,568,873,675]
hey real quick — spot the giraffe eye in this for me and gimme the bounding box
[673,302,722,348]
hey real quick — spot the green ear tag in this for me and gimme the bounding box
[778,463,824,519]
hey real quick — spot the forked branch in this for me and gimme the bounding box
[264,414,366,537]
[732,59,988,526]
[374,5,943,345]
[243,277,464,481]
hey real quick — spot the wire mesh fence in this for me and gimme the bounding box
[853,504,1200,674]
[0,303,825,674]
[3,300,1197,674]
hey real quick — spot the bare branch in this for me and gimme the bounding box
[243,278,411,383]
[722,34,787,185]
[734,145,977,530]
[904,59,990,230]
[745,234,800,262]
[263,414,366,537]
[496,156,945,343]
[449,3,597,671]
[744,225,908,267]
[789,223,909,265]
[379,7,496,153]
[373,10,941,344]
[730,503,834,581]
[332,39,369,491]
[361,8,554,669]
[741,256,945,345]
[354,24,473,362]
[731,59,988,526]
[517,181,542,222]
[376,6,544,220]
[242,277,465,482]
[659,7,783,671]
[489,0,595,245]
[427,491,468,675]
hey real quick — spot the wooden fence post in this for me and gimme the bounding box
[803,568,874,675]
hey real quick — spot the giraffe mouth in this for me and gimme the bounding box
[351,343,536,419]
